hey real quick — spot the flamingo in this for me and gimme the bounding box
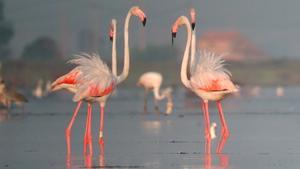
[51,6,147,154]
[32,79,44,98]
[137,72,173,115]
[171,16,238,153]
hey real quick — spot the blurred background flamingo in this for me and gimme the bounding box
[137,72,173,115]
[51,6,147,155]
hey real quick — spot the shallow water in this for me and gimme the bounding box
[1,86,300,169]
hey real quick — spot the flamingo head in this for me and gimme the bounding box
[109,19,117,42]
[171,16,187,45]
[190,8,196,30]
[131,6,147,26]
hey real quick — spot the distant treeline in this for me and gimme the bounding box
[1,56,300,88]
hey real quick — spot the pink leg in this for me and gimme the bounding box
[83,107,89,154]
[84,153,93,168]
[99,102,105,145]
[216,132,229,154]
[99,142,105,167]
[88,103,93,154]
[203,101,211,139]
[84,103,93,155]
[202,101,211,154]
[66,101,83,155]
[216,101,230,137]
[205,137,212,155]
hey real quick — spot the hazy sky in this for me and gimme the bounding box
[5,0,300,58]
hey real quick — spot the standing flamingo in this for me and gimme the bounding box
[171,16,238,153]
[137,72,173,115]
[51,6,147,154]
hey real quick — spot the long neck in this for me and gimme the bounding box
[112,22,117,76]
[117,11,131,83]
[190,28,196,68]
[180,17,192,88]
[154,87,165,100]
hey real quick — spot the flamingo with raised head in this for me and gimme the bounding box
[171,16,238,153]
[137,72,173,115]
[51,6,147,155]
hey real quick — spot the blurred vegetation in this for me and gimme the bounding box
[0,0,14,60]
[1,48,300,89]
[21,36,63,60]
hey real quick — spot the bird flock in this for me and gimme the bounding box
[1,6,240,155]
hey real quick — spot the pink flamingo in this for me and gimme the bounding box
[171,16,238,153]
[137,72,173,115]
[51,6,147,154]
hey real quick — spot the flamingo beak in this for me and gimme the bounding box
[172,31,176,45]
[142,17,147,26]
[191,22,195,30]
[109,35,113,42]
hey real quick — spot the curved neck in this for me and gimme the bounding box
[117,10,131,83]
[190,28,196,67]
[112,22,117,76]
[180,17,192,88]
[154,87,165,100]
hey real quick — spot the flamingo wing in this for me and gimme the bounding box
[190,51,234,91]
[69,53,117,102]
[51,69,81,86]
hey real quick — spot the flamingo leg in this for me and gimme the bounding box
[99,141,105,167]
[205,137,212,155]
[84,103,93,155]
[143,89,148,112]
[66,101,82,155]
[202,101,211,154]
[216,101,230,137]
[88,103,93,154]
[99,102,105,145]
[154,98,160,114]
[216,132,229,154]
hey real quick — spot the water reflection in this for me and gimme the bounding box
[203,133,229,169]
[0,109,9,122]
[66,141,105,169]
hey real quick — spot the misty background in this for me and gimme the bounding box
[4,0,300,59]
[0,0,300,87]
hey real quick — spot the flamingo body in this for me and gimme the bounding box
[137,72,162,90]
[190,51,238,101]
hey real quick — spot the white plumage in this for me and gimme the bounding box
[190,50,233,90]
[68,53,116,102]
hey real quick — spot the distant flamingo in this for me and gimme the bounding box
[137,72,173,115]
[51,6,147,154]
[32,79,43,98]
[171,16,238,153]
